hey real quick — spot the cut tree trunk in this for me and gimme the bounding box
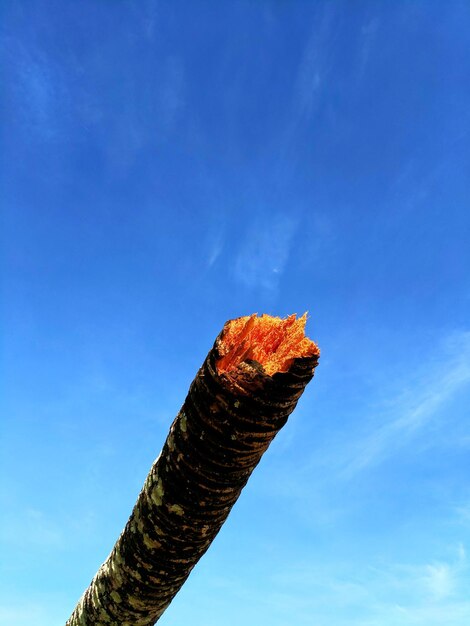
[66,314,319,626]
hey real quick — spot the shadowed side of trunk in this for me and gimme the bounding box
[66,314,319,626]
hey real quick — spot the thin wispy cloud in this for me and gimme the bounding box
[233,214,299,292]
[294,38,322,122]
[205,215,226,269]
[139,0,159,41]
[5,39,68,141]
[157,55,185,132]
[337,330,470,478]
[455,502,470,525]
[271,543,469,624]
[99,51,186,174]
[207,232,224,268]
[293,6,336,124]
[277,329,470,490]
[368,545,468,610]
[275,6,336,182]
[423,562,455,599]
[201,544,470,626]
[356,16,380,81]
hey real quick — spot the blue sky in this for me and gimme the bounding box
[1,1,470,624]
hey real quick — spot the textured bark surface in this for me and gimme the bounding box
[66,319,319,626]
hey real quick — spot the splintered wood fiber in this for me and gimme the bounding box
[66,313,320,626]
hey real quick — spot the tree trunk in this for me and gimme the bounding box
[66,314,319,626]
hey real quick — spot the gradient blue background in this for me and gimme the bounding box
[1,1,470,625]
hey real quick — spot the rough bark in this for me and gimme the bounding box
[66,319,319,626]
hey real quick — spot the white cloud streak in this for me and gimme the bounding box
[293,6,335,124]
[269,544,470,625]
[196,544,470,626]
[233,213,299,292]
[5,38,69,141]
[206,219,225,269]
[338,331,470,478]
[357,17,380,81]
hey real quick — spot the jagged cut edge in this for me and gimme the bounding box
[216,313,320,376]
